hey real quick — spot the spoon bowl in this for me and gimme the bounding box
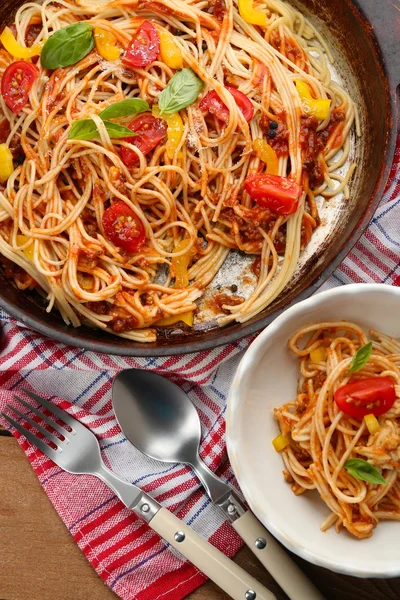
[113,369,202,465]
[112,369,230,502]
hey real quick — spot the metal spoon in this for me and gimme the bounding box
[112,369,323,600]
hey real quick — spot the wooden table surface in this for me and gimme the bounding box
[1,429,400,600]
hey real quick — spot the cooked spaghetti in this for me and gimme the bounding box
[274,322,400,539]
[0,0,358,341]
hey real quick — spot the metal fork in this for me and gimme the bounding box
[2,390,275,600]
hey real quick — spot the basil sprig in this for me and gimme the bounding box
[99,98,149,120]
[68,119,136,141]
[41,23,94,70]
[349,342,373,373]
[69,98,149,140]
[344,458,387,485]
[158,68,204,115]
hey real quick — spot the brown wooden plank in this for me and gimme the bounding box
[1,435,400,600]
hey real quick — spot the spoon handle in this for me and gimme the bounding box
[150,507,276,600]
[232,511,324,600]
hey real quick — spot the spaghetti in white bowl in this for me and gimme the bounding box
[227,283,400,577]
[274,322,400,540]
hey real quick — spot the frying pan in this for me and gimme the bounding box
[0,0,399,356]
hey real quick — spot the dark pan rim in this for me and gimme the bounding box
[0,2,398,356]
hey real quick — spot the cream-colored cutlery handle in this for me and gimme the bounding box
[150,507,276,600]
[232,511,324,600]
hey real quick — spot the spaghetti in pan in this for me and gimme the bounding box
[274,322,400,539]
[0,0,357,342]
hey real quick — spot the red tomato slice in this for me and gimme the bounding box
[334,377,396,419]
[123,21,160,68]
[1,61,39,114]
[244,173,302,216]
[102,202,146,253]
[200,90,229,122]
[227,87,254,122]
[120,113,167,167]
[199,86,254,123]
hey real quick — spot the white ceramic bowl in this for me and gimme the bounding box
[227,283,400,578]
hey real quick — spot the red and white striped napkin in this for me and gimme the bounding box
[0,134,399,600]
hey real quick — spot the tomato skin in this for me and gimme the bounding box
[244,173,302,216]
[200,86,254,123]
[102,201,146,253]
[123,21,160,68]
[200,90,229,122]
[120,113,167,167]
[227,87,254,122]
[334,377,396,419]
[1,61,39,114]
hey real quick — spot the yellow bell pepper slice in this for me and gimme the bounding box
[156,311,194,327]
[16,234,35,261]
[310,347,326,363]
[295,79,331,121]
[238,0,267,27]
[159,30,183,70]
[171,238,196,288]
[253,138,279,175]
[0,26,42,59]
[155,238,196,326]
[272,433,290,452]
[94,27,120,62]
[153,105,184,160]
[0,144,14,183]
[364,414,381,435]
[165,113,184,160]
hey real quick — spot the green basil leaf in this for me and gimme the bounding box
[68,119,136,141]
[99,98,150,120]
[344,458,387,485]
[158,68,204,115]
[349,342,373,373]
[102,121,137,139]
[68,119,98,140]
[41,23,94,70]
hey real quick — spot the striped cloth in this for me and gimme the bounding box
[0,133,399,600]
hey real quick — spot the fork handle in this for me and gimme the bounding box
[148,507,276,600]
[97,465,275,600]
[232,511,324,600]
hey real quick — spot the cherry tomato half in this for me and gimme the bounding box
[244,173,302,216]
[102,201,146,253]
[334,377,396,419]
[120,113,167,167]
[123,21,160,68]
[1,60,39,114]
[200,86,254,123]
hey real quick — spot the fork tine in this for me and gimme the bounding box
[7,403,62,448]
[20,388,77,429]
[14,395,69,436]
[1,412,58,461]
